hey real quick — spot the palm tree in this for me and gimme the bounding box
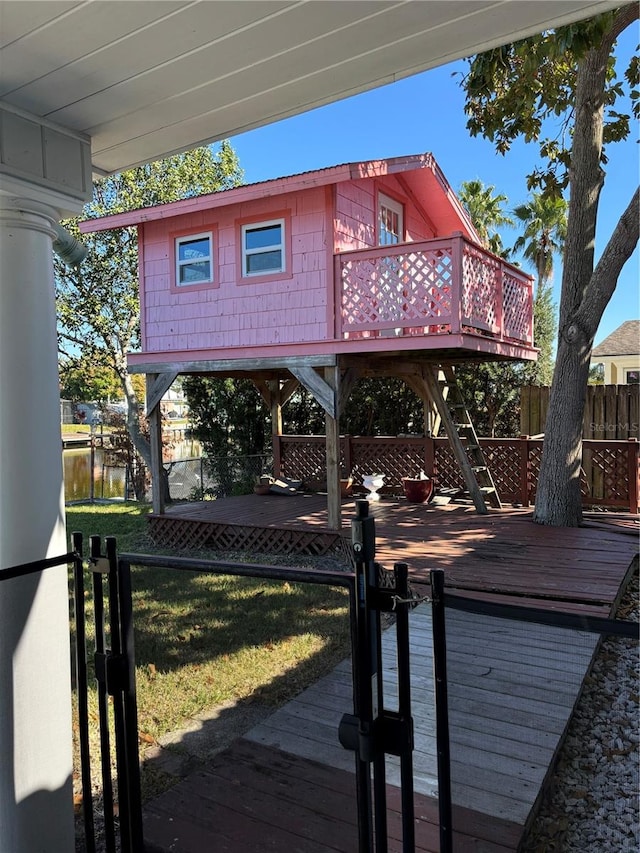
[458,179,514,257]
[511,193,568,291]
[511,192,568,385]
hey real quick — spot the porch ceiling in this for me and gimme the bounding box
[0,0,620,177]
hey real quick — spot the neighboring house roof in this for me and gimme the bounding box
[78,152,481,244]
[592,320,640,357]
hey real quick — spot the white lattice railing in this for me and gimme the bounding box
[336,235,533,345]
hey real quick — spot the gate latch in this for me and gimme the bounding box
[339,711,413,760]
[94,650,127,696]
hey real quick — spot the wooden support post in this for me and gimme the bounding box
[324,366,341,530]
[268,380,283,477]
[519,436,530,507]
[628,438,639,515]
[147,374,165,515]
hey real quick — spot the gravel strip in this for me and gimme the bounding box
[522,562,639,852]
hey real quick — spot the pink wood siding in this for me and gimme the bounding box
[333,176,435,254]
[140,188,330,353]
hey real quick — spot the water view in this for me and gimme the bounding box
[63,439,202,503]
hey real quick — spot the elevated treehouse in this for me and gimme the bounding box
[81,153,535,528]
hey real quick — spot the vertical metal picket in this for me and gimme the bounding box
[351,500,377,852]
[394,561,415,852]
[117,556,144,850]
[71,531,96,853]
[431,568,452,853]
[89,534,117,853]
[104,536,134,853]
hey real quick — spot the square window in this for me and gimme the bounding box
[242,220,284,276]
[625,369,640,384]
[176,233,213,285]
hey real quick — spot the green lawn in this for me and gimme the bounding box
[66,502,351,796]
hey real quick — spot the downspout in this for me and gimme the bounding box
[52,222,87,266]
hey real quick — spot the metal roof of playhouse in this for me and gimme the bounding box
[79,151,479,242]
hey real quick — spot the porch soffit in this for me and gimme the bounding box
[0,1,620,177]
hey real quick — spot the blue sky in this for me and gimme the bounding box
[229,25,639,346]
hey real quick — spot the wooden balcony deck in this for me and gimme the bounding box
[143,499,638,852]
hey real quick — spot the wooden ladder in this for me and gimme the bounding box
[423,364,502,513]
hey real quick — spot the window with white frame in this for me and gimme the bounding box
[241,219,285,276]
[378,193,404,245]
[175,233,213,286]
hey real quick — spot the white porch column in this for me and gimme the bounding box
[0,104,91,852]
[0,193,78,851]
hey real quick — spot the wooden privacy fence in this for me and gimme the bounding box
[275,435,640,514]
[521,384,640,439]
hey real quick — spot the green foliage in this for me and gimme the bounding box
[182,376,269,493]
[511,193,568,287]
[56,143,244,381]
[459,11,636,196]
[455,362,524,437]
[341,379,424,435]
[56,143,244,476]
[458,179,514,258]
[283,388,326,435]
[59,357,122,403]
[588,363,605,385]
[528,281,557,386]
[283,379,425,436]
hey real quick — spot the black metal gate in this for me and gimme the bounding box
[71,500,420,852]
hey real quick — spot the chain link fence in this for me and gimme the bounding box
[164,453,274,501]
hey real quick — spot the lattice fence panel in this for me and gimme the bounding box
[350,440,426,491]
[461,244,500,332]
[434,443,465,491]
[340,248,454,333]
[526,444,543,503]
[582,445,630,505]
[148,518,214,551]
[503,270,533,343]
[281,440,331,486]
[479,442,521,502]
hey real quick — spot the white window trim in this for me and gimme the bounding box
[241,218,285,277]
[378,192,404,246]
[175,231,213,286]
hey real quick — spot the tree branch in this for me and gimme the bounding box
[575,185,640,336]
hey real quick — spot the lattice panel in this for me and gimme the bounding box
[148,518,215,551]
[350,441,426,489]
[149,515,347,556]
[480,443,520,502]
[527,445,543,502]
[340,248,453,332]
[434,444,465,490]
[503,271,533,343]
[281,441,335,486]
[461,244,500,332]
[582,445,630,505]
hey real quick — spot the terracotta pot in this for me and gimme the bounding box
[402,477,433,503]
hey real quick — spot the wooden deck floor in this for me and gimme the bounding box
[143,498,638,852]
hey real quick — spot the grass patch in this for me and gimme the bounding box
[67,502,351,804]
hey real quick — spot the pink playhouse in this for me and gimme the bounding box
[81,153,535,526]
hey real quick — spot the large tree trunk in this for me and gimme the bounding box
[534,6,639,526]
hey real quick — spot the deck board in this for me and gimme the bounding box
[143,498,637,852]
[246,604,598,827]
